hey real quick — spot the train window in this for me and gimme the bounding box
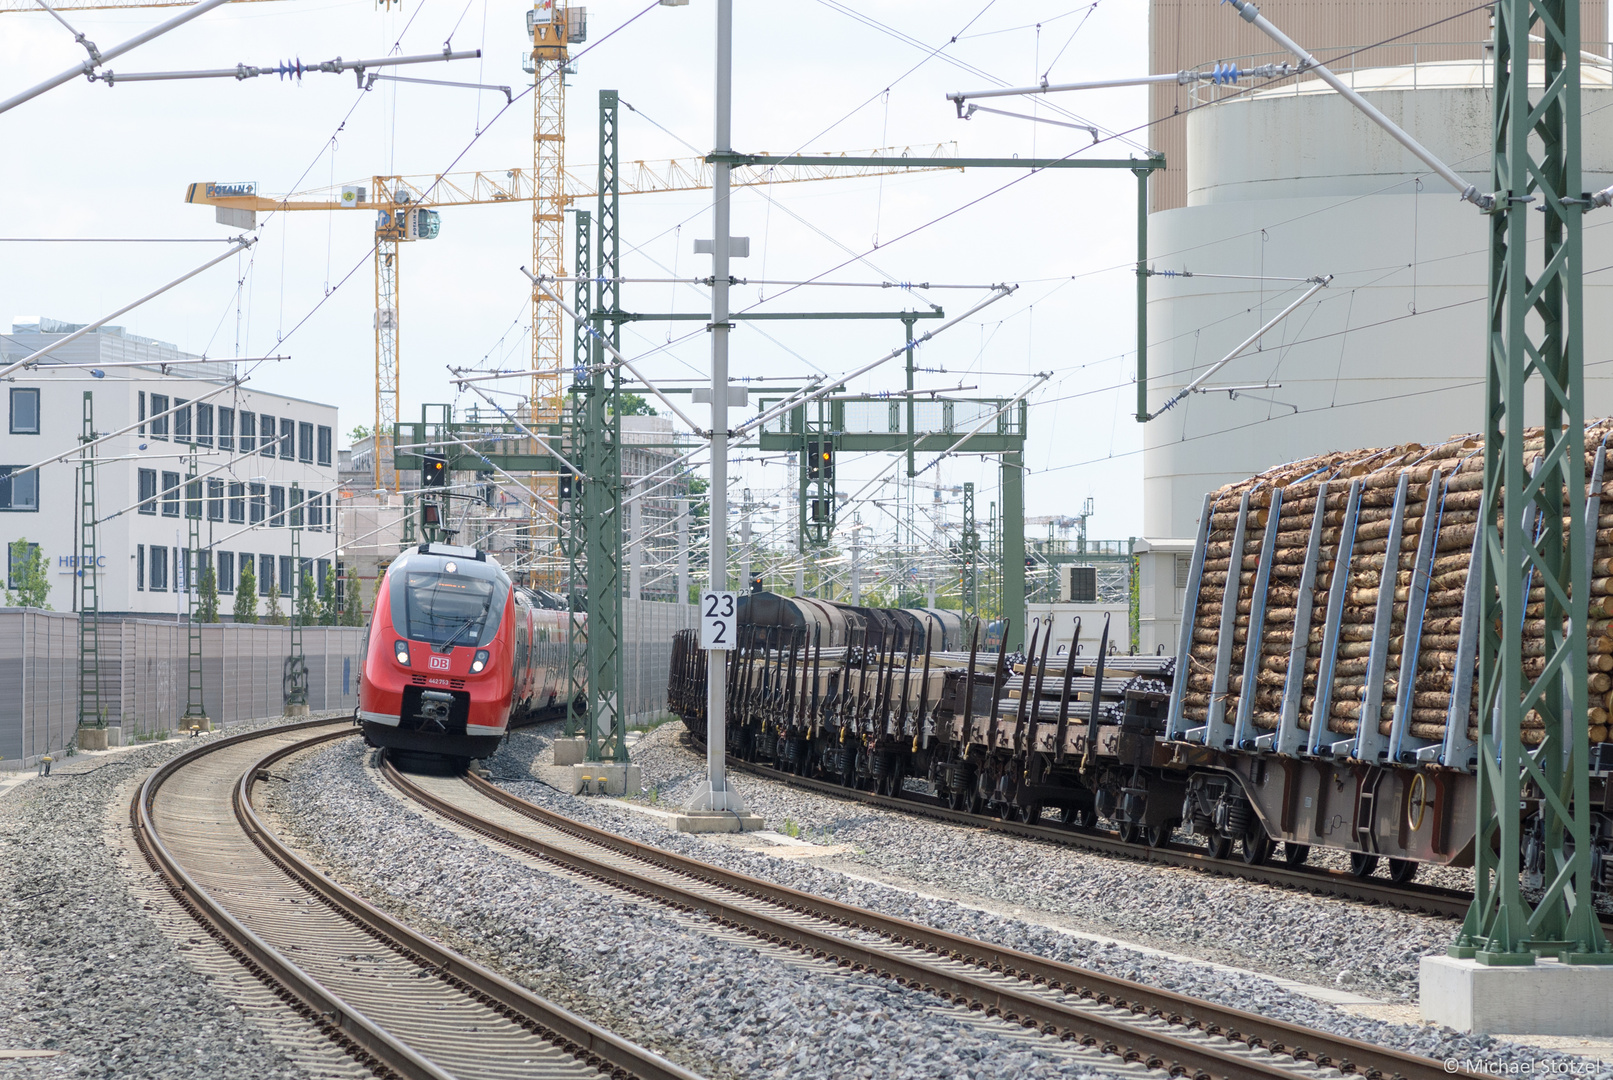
[392,569,508,648]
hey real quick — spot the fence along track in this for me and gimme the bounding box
[132,720,704,1080]
[382,757,1477,1080]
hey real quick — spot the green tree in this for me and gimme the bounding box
[197,564,220,622]
[3,539,51,609]
[348,424,372,443]
[296,567,317,626]
[264,577,285,625]
[234,558,259,623]
[341,571,364,626]
[612,393,657,418]
[318,566,339,625]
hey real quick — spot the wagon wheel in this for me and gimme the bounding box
[1387,857,1418,884]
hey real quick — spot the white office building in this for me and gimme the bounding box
[1,318,341,618]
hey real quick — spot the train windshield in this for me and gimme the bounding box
[395,570,507,648]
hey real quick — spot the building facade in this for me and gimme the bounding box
[0,319,340,618]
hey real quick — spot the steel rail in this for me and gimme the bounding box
[133,720,443,1080]
[382,756,1478,1080]
[717,746,1477,919]
[132,720,704,1080]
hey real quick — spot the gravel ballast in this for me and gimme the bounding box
[0,720,329,1080]
[480,721,1613,1080]
[264,736,1118,1080]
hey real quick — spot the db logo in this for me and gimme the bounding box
[429,656,450,671]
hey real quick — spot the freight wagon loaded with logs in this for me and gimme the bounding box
[668,423,1613,891]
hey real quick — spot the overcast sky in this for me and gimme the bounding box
[1,0,1159,549]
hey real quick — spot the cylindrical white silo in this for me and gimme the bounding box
[1142,57,1613,541]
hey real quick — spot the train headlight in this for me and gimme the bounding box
[394,640,412,666]
[470,649,489,674]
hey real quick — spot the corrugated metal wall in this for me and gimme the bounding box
[0,610,364,768]
[0,601,694,766]
[1148,0,1609,211]
[621,599,698,723]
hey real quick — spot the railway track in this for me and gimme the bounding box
[131,718,702,1080]
[709,741,1481,919]
[382,752,1481,1080]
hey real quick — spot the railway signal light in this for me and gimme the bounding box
[422,451,448,488]
[750,573,764,593]
[559,467,579,500]
[805,440,834,480]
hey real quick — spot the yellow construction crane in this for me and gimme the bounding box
[184,143,961,490]
[527,0,575,432]
[9,0,961,496]
[0,0,575,491]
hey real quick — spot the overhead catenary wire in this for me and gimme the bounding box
[8,380,245,480]
[732,285,1018,440]
[0,0,236,115]
[0,237,254,381]
[1143,276,1332,420]
[87,48,481,85]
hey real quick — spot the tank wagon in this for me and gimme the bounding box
[669,423,1613,889]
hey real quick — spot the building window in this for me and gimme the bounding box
[279,417,295,460]
[290,485,303,529]
[249,483,266,524]
[207,479,224,521]
[325,492,334,532]
[317,425,333,467]
[261,553,275,594]
[174,399,191,442]
[269,485,285,526]
[196,403,213,447]
[259,414,275,457]
[307,489,322,529]
[218,551,234,594]
[10,388,40,434]
[316,558,331,596]
[238,553,252,587]
[279,555,294,596]
[298,421,314,463]
[149,545,168,592]
[160,471,180,516]
[138,392,146,435]
[239,411,255,453]
[177,547,185,592]
[228,482,245,523]
[196,549,211,591]
[137,544,145,590]
[186,475,202,519]
[0,467,39,512]
[138,469,158,515]
[149,394,171,439]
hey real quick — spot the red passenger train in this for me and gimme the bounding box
[359,543,580,764]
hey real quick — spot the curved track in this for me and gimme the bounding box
[131,719,702,1080]
[382,755,1481,1080]
[712,745,1478,919]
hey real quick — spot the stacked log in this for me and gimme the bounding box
[1184,422,1613,747]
